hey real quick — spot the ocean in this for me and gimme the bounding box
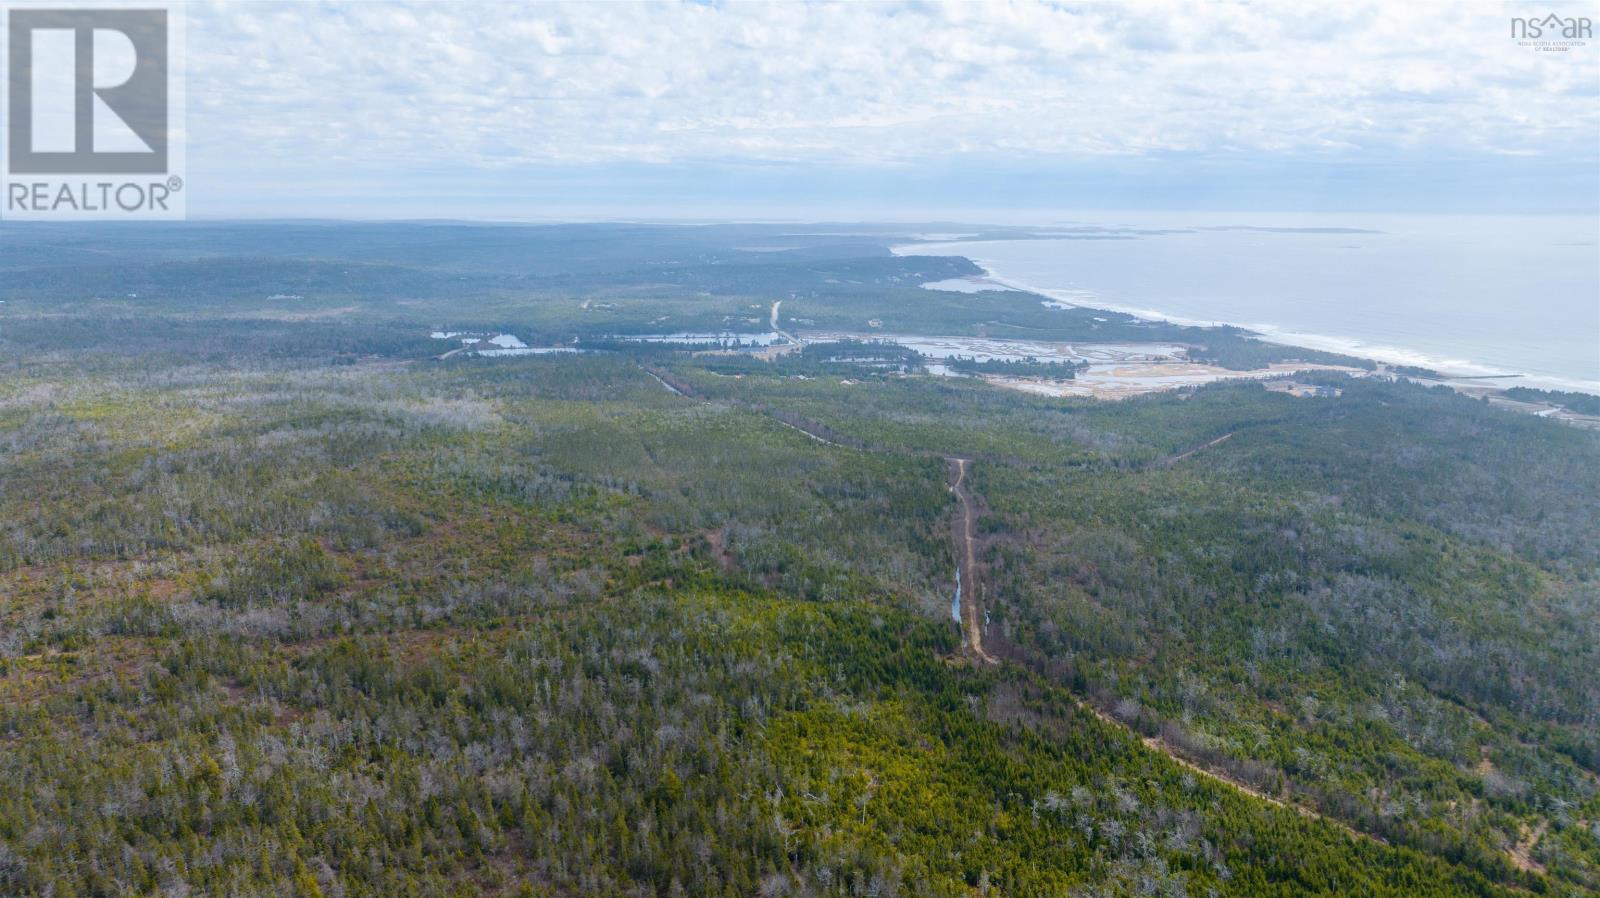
[903,213,1600,395]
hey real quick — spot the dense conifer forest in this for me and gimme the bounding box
[1,222,1595,897]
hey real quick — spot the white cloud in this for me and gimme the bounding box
[184,0,1599,171]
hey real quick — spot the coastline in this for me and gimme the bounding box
[893,243,1600,398]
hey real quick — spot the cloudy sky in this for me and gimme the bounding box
[179,0,1599,218]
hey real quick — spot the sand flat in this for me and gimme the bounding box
[991,361,1365,400]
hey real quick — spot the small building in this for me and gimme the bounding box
[1266,380,1343,399]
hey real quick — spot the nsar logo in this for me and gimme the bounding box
[1511,13,1593,52]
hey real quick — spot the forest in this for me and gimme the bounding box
[0,222,1595,897]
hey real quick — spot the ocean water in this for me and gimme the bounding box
[904,213,1600,394]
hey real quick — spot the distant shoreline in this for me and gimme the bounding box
[893,242,1600,399]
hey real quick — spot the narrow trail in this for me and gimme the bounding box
[1164,431,1233,465]
[947,458,996,664]
[770,415,854,449]
[1046,666,1385,845]
[641,367,689,397]
[641,364,859,449]
[1511,819,1549,874]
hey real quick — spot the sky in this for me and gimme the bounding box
[173,0,1600,219]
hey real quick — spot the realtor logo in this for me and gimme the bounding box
[3,6,185,219]
[9,8,167,172]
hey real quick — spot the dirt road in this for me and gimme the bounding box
[770,300,798,345]
[947,458,996,664]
